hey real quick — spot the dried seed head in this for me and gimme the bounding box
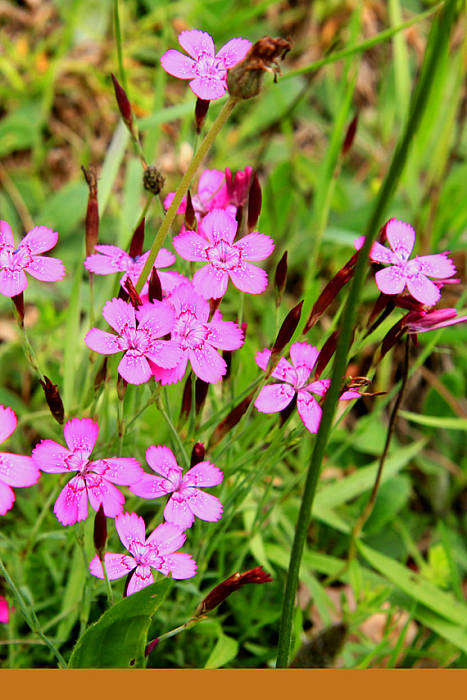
[39,376,65,425]
[226,37,292,100]
[143,166,165,195]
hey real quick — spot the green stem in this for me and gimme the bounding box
[276,0,458,668]
[135,97,239,294]
[113,0,127,92]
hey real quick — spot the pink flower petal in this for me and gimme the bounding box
[102,298,136,335]
[385,219,415,261]
[163,494,195,529]
[229,262,268,294]
[0,595,9,623]
[136,300,175,338]
[178,29,215,60]
[150,355,188,385]
[181,461,223,488]
[183,487,223,522]
[193,264,229,299]
[146,521,186,553]
[189,343,226,383]
[163,191,186,213]
[118,351,152,385]
[375,266,407,296]
[369,241,398,265]
[205,320,244,350]
[189,75,226,100]
[0,220,14,248]
[84,246,130,274]
[216,37,252,68]
[89,552,136,580]
[116,512,146,551]
[173,231,209,261]
[289,342,319,372]
[0,480,15,515]
[296,390,322,433]
[0,405,17,444]
[157,270,187,294]
[340,390,361,400]
[31,440,70,473]
[200,209,238,245]
[54,476,89,525]
[90,458,143,486]
[160,552,197,579]
[0,268,28,297]
[406,275,441,307]
[415,254,456,279]
[235,233,275,261]
[0,453,39,487]
[198,169,229,210]
[254,384,295,413]
[25,255,65,282]
[160,49,197,79]
[86,475,125,518]
[145,445,180,478]
[155,247,176,268]
[130,473,174,499]
[255,348,271,371]
[127,566,154,594]
[305,379,330,398]
[168,283,210,321]
[19,226,58,255]
[64,418,99,456]
[84,328,125,355]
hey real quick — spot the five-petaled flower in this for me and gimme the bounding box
[0,221,65,297]
[0,405,39,516]
[173,208,274,299]
[160,29,251,101]
[130,445,223,529]
[89,512,197,594]
[84,298,182,385]
[369,219,457,307]
[150,283,244,384]
[254,343,359,433]
[31,418,143,526]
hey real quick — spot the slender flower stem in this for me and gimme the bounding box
[135,97,239,294]
[151,384,189,468]
[0,557,67,668]
[276,0,458,668]
[113,0,127,92]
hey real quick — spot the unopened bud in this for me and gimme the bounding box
[274,251,288,303]
[145,638,159,657]
[247,171,262,232]
[81,166,99,256]
[93,503,107,560]
[148,268,162,302]
[94,357,108,392]
[12,292,24,326]
[209,392,255,448]
[180,373,192,421]
[314,331,339,379]
[124,278,142,309]
[380,316,408,359]
[190,442,205,467]
[342,114,358,157]
[227,37,291,100]
[111,73,133,130]
[129,218,145,259]
[195,377,209,415]
[39,376,65,424]
[117,374,127,401]
[272,300,303,354]
[143,166,165,195]
[195,98,210,134]
[225,166,253,207]
[196,567,272,616]
[184,190,196,231]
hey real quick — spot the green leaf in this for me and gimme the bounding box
[364,475,411,534]
[56,544,86,643]
[68,578,172,668]
[398,411,467,431]
[204,632,239,669]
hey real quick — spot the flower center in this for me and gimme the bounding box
[65,449,90,474]
[206,240,241,270]
[196,53,224,79]
[173,310,209,350]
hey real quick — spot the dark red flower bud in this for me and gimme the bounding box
[81,166,99,257]
[190,442,205,467]
[247,171,262,232]
[184,190,196,231]
[180,373,193,421]
[223,350,232,379]
[129,218,145,259]
[111,73,133,131]
[124,278,142,309]
[274,251,288,303]
[93,503,107,560]
[209,392,255,448]
[148,268,162,303]
[227,37,292,99]
[342,113,358,157]
[225,166,253,207]
[39,376,65,424]
[314,331,339,379]
[143,166,165,195]
[117,374,127,401]
[145,638,159,657]
[272,300,303,355]
[11,293,24,326]
[195,378,209,415]
[380,315,408,359]
[195,97,210,134]
[196,567,273,616]
[94,357,108,392]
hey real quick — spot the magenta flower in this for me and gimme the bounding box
[84,245,183,295]
[405,308,467,334]
[130,445,223,529]
[84,298,182,385]
[31,418,143,526]
[173,208,274,299]
[0,221,65,297]
[163,169,231,218]
[369,219,457,307]
[0,405,39,516]
[0,596,9,623]
[254,343,359,434]
[160,29,251,100]
[150,283,244,384]
[89,512,197,594]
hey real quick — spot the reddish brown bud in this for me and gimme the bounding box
[124,278,142,309]
[184,190,196,231]
[190,442,205,467]
[39,376,65,424]
[314,331,339,379]
[274,251,288,302]
[247,171,262,232]
[143,166,165,195]
[195,97,210,134]
[380,315,408,359]
[223,350,232,379]
[145,638,159,657]
[209,392,255,448]
[148,268,162,303]
[180,373,192,421]
[81,166,99,257]
[272,300,303,354]
[111,73,133,130]
[227,37,292,99]
[342,113,358,157]
[129,218,145,259]
[11,293,24,326]
[94,357,108,392]
[195,378,209,415]
[93,503,107,560]
[196,567,272,616]
[117,374,127,401]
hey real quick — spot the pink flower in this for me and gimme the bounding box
[31,418,143,526]
[89,512,197,594]
[0,596,10,623]
[150,283,244,384]
[369,219,457,307]
[84,245,183,295]
[173,208,274,299]
[84,298,182,385]
[0,221,65,297]
[0,405,39,516]
[254,343,358,434]
[225,166,253,207]
[163,169,231,218]
[130,445,223,529]
[405,308,467,334]
[160,29,251,100]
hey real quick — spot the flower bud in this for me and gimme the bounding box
[123,278,142,309]
[117,374,127,401]
[195,97,210,134]
[190,442,205,467]
[81,166,99,257]
[274,250,288,305]
[129,218,145,259]
[225,166,252,207]
[196,567,272,616]
[148,268,162,302]
[184,190,196,231]
[12,292,24,327]
[195,378,209,415]
[314,331,339,379]
[94,357,108,392]
[143,166,165,195]
[145,638,159,657]
[227,37,292,100]
[342,114,358,157]
[209,392,255,448]
[272,300,303,355]
[247,171,262,232]
[40,376,65,425]
[111,73,133,131]
[180,373,193,421]
[93,503,107,561]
